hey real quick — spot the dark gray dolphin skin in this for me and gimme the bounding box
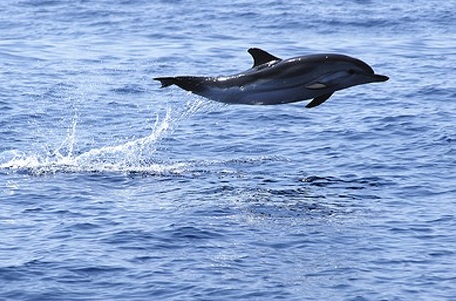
[154,48,389,108]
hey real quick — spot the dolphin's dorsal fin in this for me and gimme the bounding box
[248,48,281,68]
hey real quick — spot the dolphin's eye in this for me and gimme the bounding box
[348,69,356,75]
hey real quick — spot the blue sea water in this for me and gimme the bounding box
[1,0,456,300]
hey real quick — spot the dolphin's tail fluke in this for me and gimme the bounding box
[153,76,208,93]
[154,77,177,88]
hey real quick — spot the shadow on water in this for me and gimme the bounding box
[237,175,383,220]
[164,167,386,222]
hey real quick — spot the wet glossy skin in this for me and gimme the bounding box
[154,48,388,107]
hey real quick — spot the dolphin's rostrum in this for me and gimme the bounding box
[154,48,388,108]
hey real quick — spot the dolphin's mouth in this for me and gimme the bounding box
[371,74,389,82]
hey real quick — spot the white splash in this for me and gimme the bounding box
[0,97,213,175]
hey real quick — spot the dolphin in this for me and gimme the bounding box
[154,48,388,108]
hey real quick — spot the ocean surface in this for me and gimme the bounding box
[1,1,456,300]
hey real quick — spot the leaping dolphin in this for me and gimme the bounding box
[154,48,388,108]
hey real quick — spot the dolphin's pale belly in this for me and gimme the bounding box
[198,84,328,105]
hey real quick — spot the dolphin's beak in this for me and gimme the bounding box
[370,74,389,82]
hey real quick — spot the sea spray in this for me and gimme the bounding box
[0,97,215,174]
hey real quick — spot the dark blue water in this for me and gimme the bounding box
[1,1,456,300]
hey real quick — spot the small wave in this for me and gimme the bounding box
[301,175,388,189]
[110,84,146,94]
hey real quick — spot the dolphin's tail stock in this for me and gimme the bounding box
[154,76,207,93]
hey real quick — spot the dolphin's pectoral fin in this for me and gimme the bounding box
[248,48,281,68]
[304,82,329,90]
[305,93,334,108]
